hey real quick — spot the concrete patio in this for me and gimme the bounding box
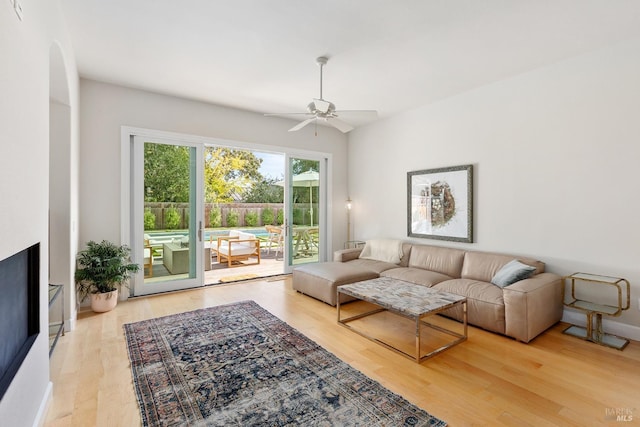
[145,246,318,285]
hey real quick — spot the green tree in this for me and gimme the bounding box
[242,177,283,203]
[204,147,262,203]
[226,210,239,227]
[244,211,258,227]
[143,209,156,230]
[261,208,274,225]
[209,206,222,227]
[144,144,264,205]
[291,159,319,175]
[165,207,181,229]
[144,143,190,203]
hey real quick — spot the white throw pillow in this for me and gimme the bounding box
[358,239,403,264]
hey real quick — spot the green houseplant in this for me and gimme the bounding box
[75,240,140,312]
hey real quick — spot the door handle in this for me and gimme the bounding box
[198,221,203,241]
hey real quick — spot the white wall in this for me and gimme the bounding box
[78,79,349,254]
[0,1,79,426]
[348,36,640,333]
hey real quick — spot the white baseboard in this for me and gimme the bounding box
[562,310,640,342]
[34,381,53,427]
[66,305,78,332]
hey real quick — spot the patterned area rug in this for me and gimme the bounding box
[123,301,447,427]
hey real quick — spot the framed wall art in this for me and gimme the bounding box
[407,164,473,243]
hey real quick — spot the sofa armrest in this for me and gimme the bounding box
[333,248,363,262]
[503,272,563,342]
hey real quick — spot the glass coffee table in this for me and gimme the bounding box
[337,277,467,363]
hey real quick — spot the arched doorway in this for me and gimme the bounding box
[49,41,75,332]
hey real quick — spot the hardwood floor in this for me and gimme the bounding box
[44,276,640,426]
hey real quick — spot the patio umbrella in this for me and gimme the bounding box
[275,170,319,226]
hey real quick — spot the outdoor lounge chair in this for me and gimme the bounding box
[307,227,319,254]
[215,231,261,268]
[143,239,153,278]
[265,225,284,258]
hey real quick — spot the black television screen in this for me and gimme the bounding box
[0,243,40,400]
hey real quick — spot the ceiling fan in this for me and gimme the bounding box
[265,56,378,133]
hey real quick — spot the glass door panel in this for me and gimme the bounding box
[132,137,203,296]
[284,156,326,272]
[202,146,286,282]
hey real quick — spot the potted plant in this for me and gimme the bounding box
[75,240,140,312]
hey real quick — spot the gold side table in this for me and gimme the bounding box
[563,272,630,350]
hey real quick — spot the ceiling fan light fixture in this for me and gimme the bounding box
[308,99,335,116]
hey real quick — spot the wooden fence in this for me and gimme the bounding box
[144,202,318,230]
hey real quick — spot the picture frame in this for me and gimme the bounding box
[407,164,473,243]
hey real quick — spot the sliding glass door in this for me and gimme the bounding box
[131,136,204,296]
[123,127,331,289]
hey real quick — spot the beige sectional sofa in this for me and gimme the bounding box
[292,242,563,343]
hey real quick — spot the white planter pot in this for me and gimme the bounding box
[90,289,119,313]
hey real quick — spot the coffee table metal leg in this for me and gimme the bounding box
[415,317,421,363]
[463,301,468,336]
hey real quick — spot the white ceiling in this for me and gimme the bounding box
[60,0,640,129]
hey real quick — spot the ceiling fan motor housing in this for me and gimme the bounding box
[307,100,336,117]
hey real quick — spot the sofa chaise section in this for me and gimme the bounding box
[292,262,379,306]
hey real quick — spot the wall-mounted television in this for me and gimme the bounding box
[0,243,40,401]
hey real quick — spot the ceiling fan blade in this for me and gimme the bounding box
[326,117,354,133]
[264,112,312,117]
[312,98,331,114]
[334,110,378,119]
[289,118,316,132]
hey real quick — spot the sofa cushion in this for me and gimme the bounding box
[407,245,465,278]
[433,279,506,334]
[237,231,256,246]
[461,251,544,283]
[294,262,377,284]
[381,267,452,287]
[398,243,413,267]
[344,258,398,274]
[217,243,257,256]
[491,259,536,288]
